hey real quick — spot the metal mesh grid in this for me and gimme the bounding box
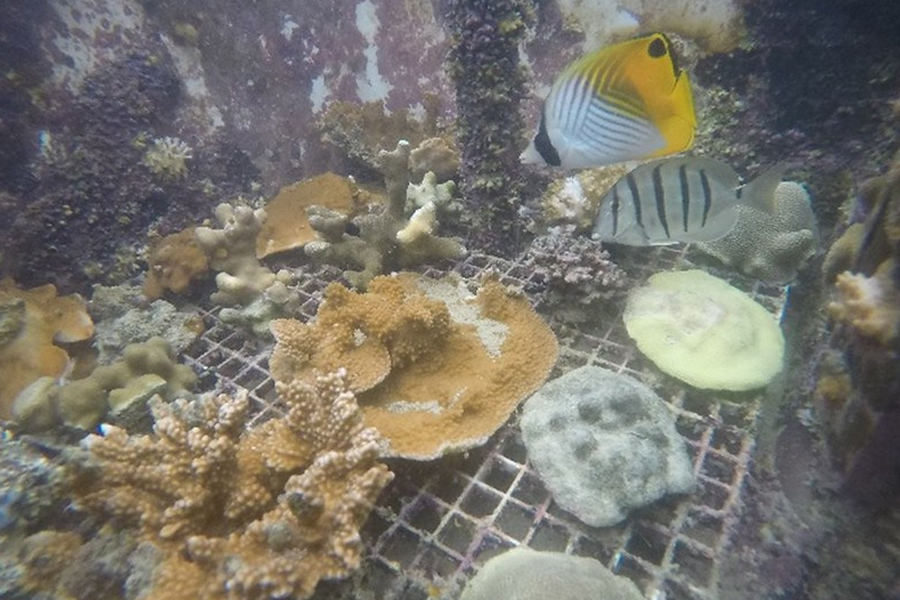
[180,248,787,600]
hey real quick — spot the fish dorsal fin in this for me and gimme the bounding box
[738,164,787,214]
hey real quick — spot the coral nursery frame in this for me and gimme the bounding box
[182,248,787,600]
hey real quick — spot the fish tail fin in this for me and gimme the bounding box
[740,164,787,214]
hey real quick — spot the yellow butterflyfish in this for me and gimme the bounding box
[521,33,697,169]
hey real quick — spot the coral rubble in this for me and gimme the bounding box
[91,284,202,364]
[270,272,558,460]
[623,270,784,391]
[0,278,94,420]
[74,369,393,600]
[697,181,818,282]
[304,141,466,290]
[520,225,626,323]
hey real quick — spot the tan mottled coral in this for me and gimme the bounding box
[76,369,392,600]
[143,227,210,299]
[271,273,559,459]
[0,278,94,419]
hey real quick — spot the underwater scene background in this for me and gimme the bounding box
[1,0,899,598]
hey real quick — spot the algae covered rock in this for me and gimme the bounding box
[521,366,694,528]
[459,547,643,600]
[624,270,785,391]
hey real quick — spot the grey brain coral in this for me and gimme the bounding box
[697,181,817,282]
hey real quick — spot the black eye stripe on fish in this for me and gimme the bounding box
[679,164,690,232]
[592,156,782,247]
[652,164,670,239]
[534,110,561,166]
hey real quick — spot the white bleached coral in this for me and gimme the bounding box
[828,261,900,345]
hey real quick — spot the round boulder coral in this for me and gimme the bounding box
[623,270,784,391]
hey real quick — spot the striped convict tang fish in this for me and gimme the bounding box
[520,32,696,169]
[591,156,785,246]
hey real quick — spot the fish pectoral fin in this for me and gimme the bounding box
[740,164,788,215]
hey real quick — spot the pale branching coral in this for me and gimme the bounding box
[75,369,393,600]
[521,225,627,323]
[828,262,900,345]
[143,136,192,180]
[270,273,558,459]
[196,204,277,306]
[195,203,300,332]
[304,141,466,290]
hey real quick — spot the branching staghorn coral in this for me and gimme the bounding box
[74,369,393,600]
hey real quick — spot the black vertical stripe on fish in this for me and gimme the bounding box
[626,172,643,228]
[652,164,670,238]
[611,184,620,236]
[534,110,561,166]
[679,164,690,232]
[700,169,712,227]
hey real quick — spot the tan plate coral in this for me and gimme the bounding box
[623,270,784,391]
[0,278,94,419]
[270,273,559,460]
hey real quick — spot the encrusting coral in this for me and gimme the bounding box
[0,278,94,420]
[304,141,466,290]
[696,181,818,283]
[143,227,210,299]
[73,369,393,600]
[270,272,558,459]
[623,270,784,391]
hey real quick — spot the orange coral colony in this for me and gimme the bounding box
[270,273,559,460]
[255,172,370,259]
[0,278,94,419]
